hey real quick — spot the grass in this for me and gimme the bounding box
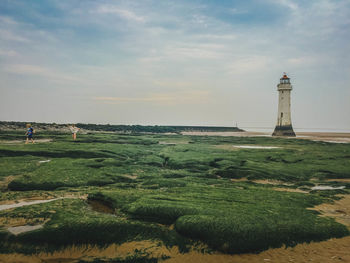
[0,131,349,255]
[0,198,190,254]
[89,184,348,253]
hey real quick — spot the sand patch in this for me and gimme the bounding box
[230,178,306,193]
[272,187,308,194]
[230,178,295,187]
[313,140,350,144]
[0,193,57,205]
[0,194,86,211]
[122,174,138,180]
[0,198,64,212]
[310,194,350,228]
[0,139,53,144]
[296,132,350,144]
[326,178,350,183]
[252,179,292,185]
[0,217,29,227]
[165,237,350,263]
[1,236,350,263]
[230,178,249,182]
[0,176,16,190]
[215,145,240,151]
[0,241,175,263]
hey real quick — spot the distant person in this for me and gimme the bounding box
[69,124,80,140]
[25,124,35,144]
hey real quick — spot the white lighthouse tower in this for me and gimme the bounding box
[272,73,296,136]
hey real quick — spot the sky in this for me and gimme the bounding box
[0,0,349,131]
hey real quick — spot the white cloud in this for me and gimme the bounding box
[195,34,237,40]
[227,8,249,15]
[0,49,18,57]
[287,57,319,66]
[0,29,30,42]
[226,56,271,75]
[267,0,298,11]
[139,42,226,63]
[0,15,19,25]
[93,90,211,105]
[5,64,80,82]
[95,5,145,22]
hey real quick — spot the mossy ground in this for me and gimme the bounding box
[0,131,349,257]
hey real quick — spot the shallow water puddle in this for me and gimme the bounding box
[233,145,280,149]
[7,225,43,235]
[159,141,189,145]
[88,200,115,214]
[311,185,346,190]
[38,160,51,163]
[0,198,63,211]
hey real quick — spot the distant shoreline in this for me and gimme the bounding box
[0,121,243,133]
[181,131,350,143]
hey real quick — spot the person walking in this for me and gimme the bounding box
[25,124,35,144]
[69,124,80,140]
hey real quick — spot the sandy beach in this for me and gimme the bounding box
[181,131,350,143]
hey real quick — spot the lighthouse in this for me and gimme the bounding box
[272,73,296,137]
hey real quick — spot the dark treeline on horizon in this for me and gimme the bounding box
[0,121,244,133]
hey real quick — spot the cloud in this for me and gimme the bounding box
[0,49,18,57]
[0,15,19,25]
[227,8,249,15]
[0,29,30,42]
[287,57,319,66]
[5,64,80,82]
[139,43,226,64]
[226,56,271,75]
[95,5,145,22]
[269,0,299,10]
[93,90,211,105]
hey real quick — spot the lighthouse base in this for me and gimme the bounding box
[272,125,296,137]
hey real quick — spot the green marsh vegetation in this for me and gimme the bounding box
[0,131,349,256]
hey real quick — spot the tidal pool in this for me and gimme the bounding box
[311,185,346,190]
[233,145,280,149]
[7,225,43,235]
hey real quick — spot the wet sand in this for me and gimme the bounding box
[1,236,349,263]
[297,132,350,144]
[182,131,269,137]
[0,198,64,211]
[182,131,350,143]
